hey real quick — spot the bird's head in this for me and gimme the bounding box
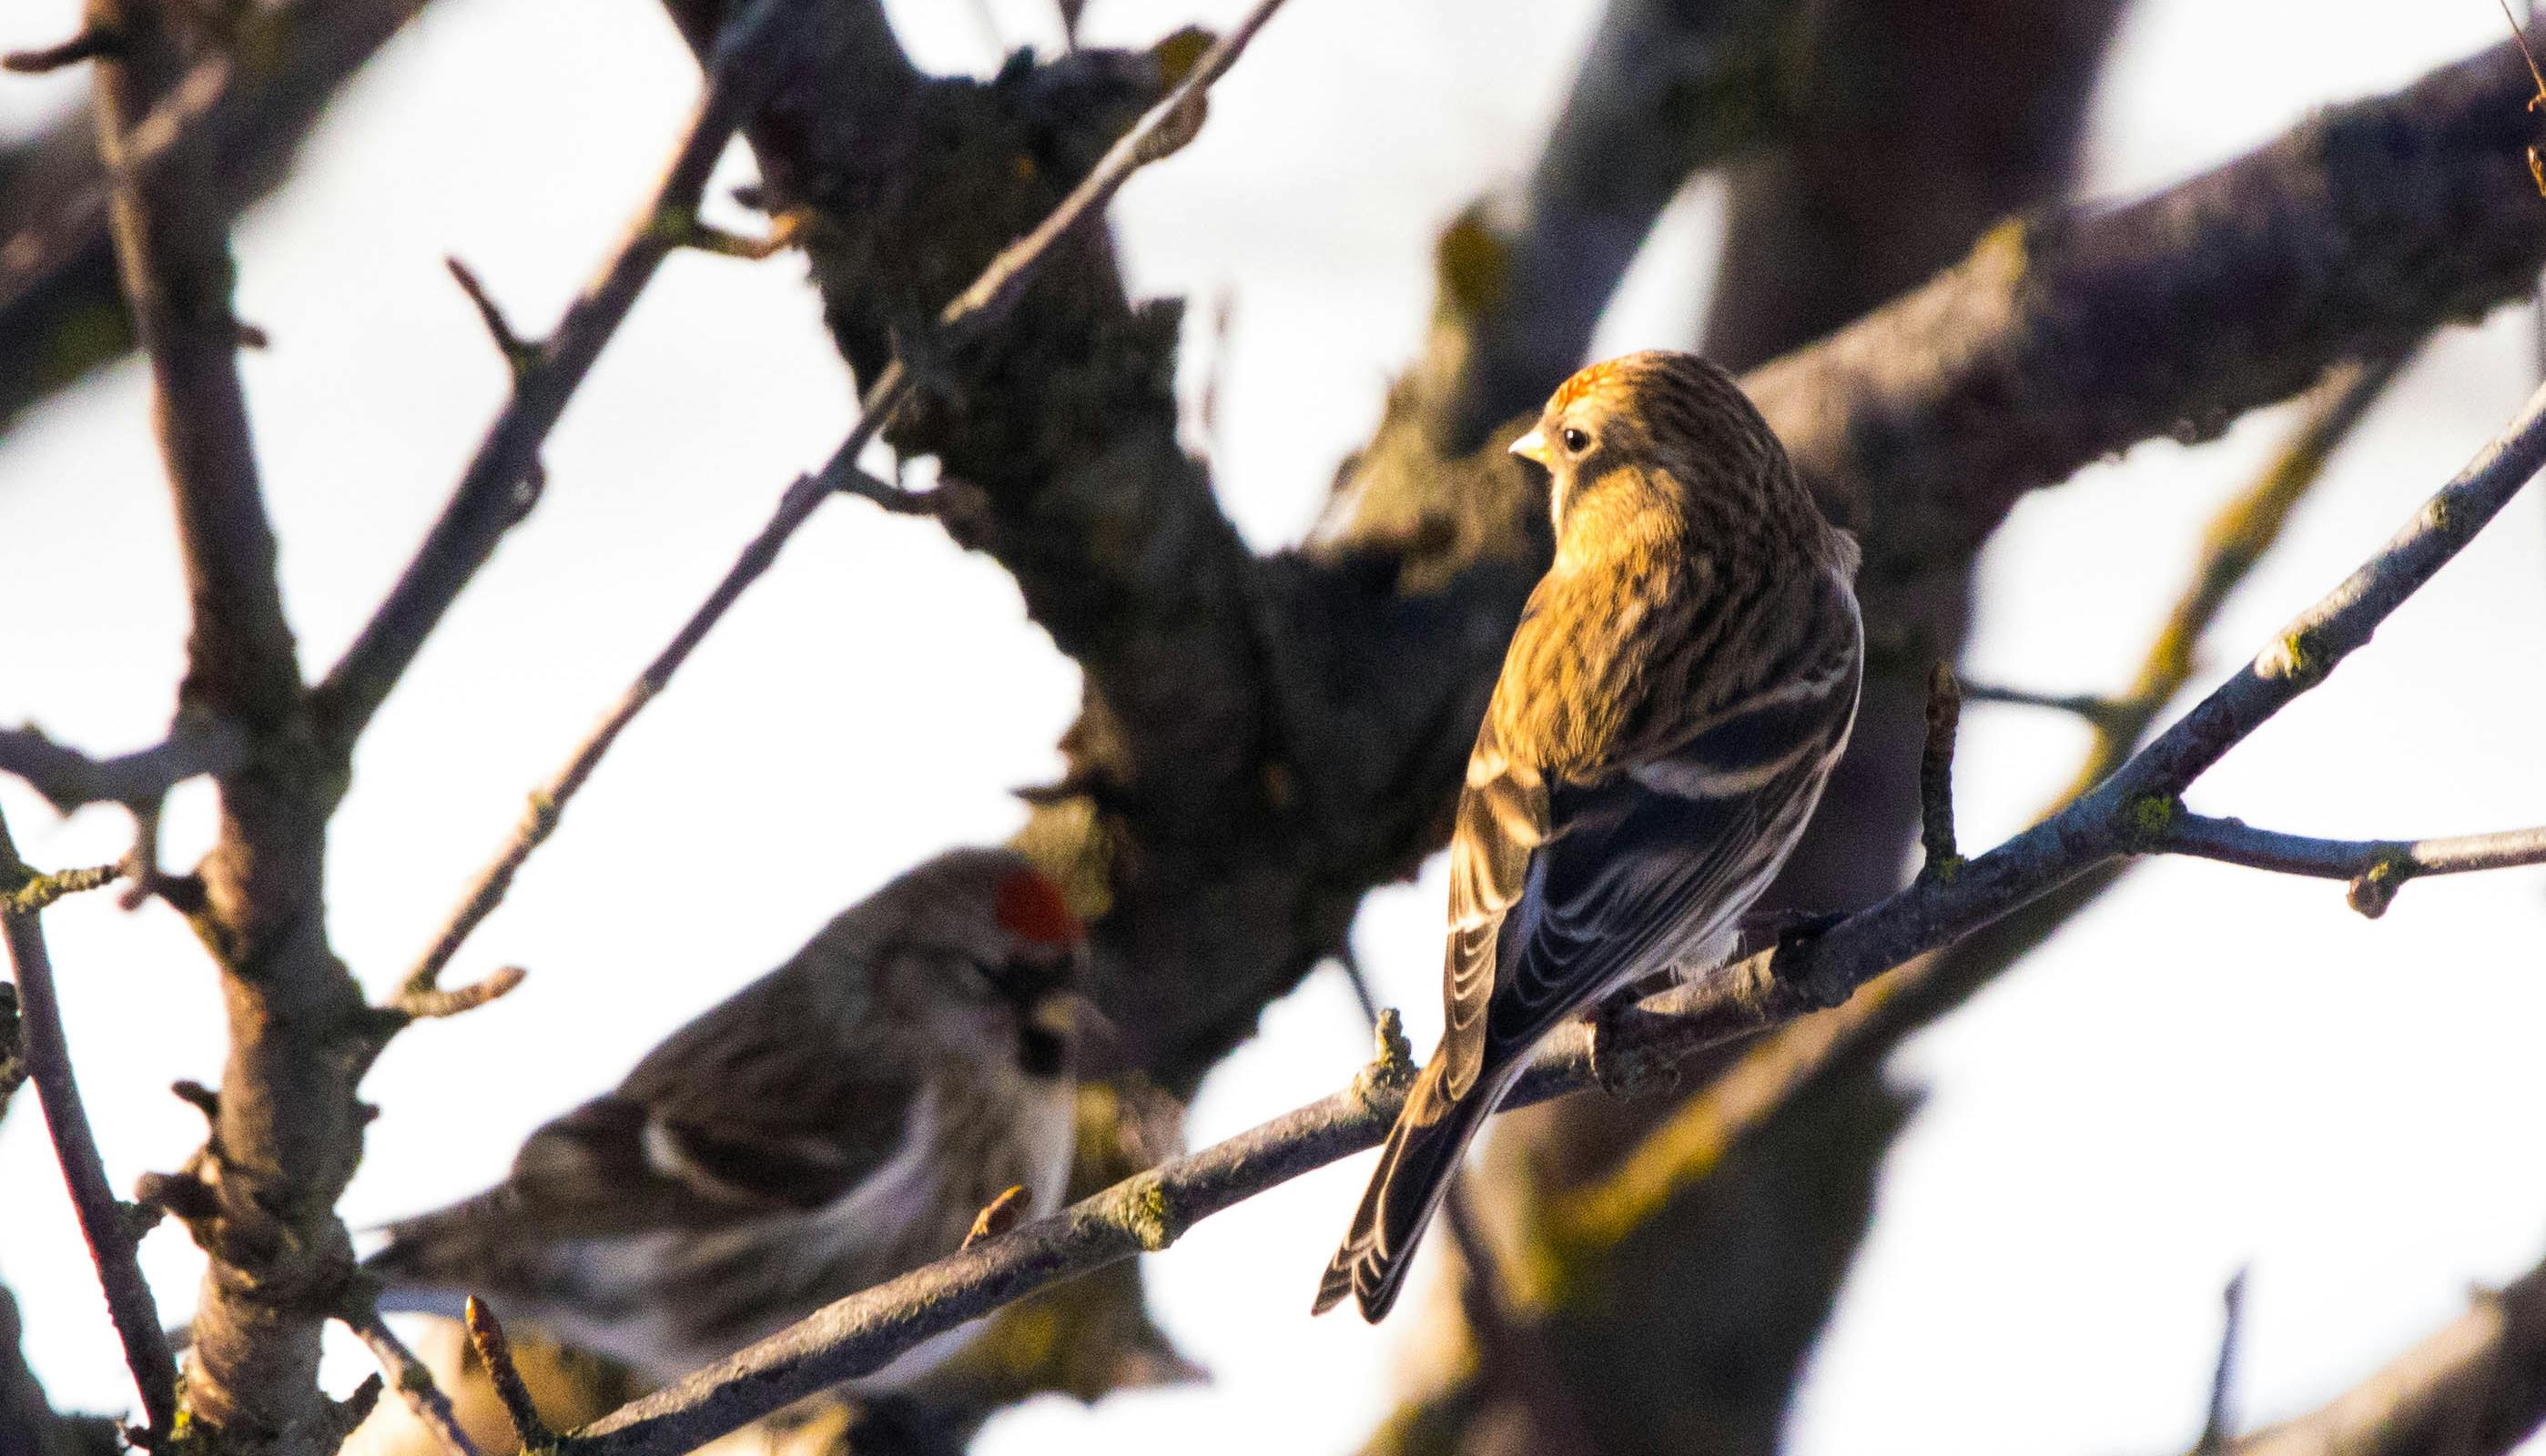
[867,847,1089,1081]
[1511,349,1832,572]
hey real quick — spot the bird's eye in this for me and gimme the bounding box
[1559,427,1590,454]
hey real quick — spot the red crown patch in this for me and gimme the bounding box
[996,867,1082,945]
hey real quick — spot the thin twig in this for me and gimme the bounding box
[1919,662,1963,878]
[2226,1258,2546,1456]
[443,257,537,376]
[0,804,177,1439]
[1333,947,1551,1430]
[392,964,528,1024]
[676,210,806,260]
[0,713,246,814]
[3,29,122,73]
[563,369,2546,1456]
[312,0,816,751]
[343,1301,481,1456]
[1955,680,2125,726]
[396,0,1290,1003]
[2155,816,2546,918]
[2196,1268,2250,1451]
[3,863,124,917]
[465,1296,551,1449]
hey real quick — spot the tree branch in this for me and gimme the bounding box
[340,1301,480,1456]
[2155,815,2546,917]
[2229,1257,2546,1456]
[309,0,819,754]
[395,0,1291,1006]
[82,0,379,1441]
[558,365,2546,1456]
[1431,0,1796,443]
[1748,39,2545,582]
[0,0,432,431]
[0,1279,125,1456]
[0,719,246,813]
[91,0,300,726]
[0,804,178,1440]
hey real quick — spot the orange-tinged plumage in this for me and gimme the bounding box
[1315,350,1864,1322]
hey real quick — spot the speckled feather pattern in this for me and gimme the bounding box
[1317,351,1864,1321]
[368,848,1084,1388]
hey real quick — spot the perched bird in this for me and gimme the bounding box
[1314,350,1862,1322]
[370,847,1088,1386]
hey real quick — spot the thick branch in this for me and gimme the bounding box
[0,805,178,1438]
[0,0,431,430]
[84,1,373,1443]
[90,0,300,725]
[0,1280,124,1456]
[1748,38,2546,581]
[561,360,2546,1456]
[311,0,817,753]
[2230,1257,2546,1456]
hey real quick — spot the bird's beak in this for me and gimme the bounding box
[1029,991,1084,1045]
[1509,426,1550,467]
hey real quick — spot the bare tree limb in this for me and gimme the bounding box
[2196,1269,2249,1451]
[0,718,246,813]
[560,367,2546,1456]
[91,0,299,725]
[3,30,125,76]
[1431,0,1796,443]
[464,1298,552,1451]
[2230,1259,2546,1456]
[340,1301,481,1456]
[309,0,818,754]
[2155,816,2546,915]
[2,862,123,918]
[0,804,177,1440]
[79,0,374,1440]
[1917,663,1962,878]
[0,1279,125,1456]
[396,0,1290,1006]
[1750,39,2546,581]
[0,0,432,430]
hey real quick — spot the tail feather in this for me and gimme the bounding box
[1314,1059,1506,1322]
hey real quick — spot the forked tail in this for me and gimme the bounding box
[1313,1057,1506,1322]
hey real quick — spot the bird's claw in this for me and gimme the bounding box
[1745,906,1846,956]
[1587,992,1676,1100]
[1760,907,1851,1009]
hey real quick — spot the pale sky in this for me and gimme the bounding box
[3,2,2543,1453]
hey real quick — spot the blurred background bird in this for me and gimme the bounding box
[368,846,1089,1387]
[1315,350,1864,1321]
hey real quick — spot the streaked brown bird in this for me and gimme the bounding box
[370,847,1087,1385]
[1314,350,1863,1322]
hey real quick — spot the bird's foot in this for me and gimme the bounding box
[1742,905,1846,956]
[1587,990,1677,1100]
[1753,907,1852,1009]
